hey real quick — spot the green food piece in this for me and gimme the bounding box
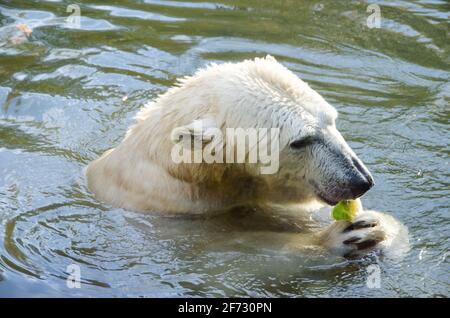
[332,199,362,221]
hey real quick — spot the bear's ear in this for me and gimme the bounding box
[170,117,218,144]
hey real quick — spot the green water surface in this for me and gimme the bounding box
[0,0,448,297]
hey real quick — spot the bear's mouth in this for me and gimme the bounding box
[309,180,340,206]
[315,192,339,206]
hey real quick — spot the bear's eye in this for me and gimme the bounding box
[290,136,315,149]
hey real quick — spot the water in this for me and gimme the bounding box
[0,0,448,297]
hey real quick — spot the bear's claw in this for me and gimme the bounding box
[344,237,385,258]
[343,219,379,232]
[320,213,387,258]
[342,236,361,244]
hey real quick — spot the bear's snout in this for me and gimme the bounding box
[309,141,375,205]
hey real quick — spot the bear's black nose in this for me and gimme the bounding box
[349,175,373,198]
[349,156,374,198]
[352,157,374,181]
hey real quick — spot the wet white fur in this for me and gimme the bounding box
[86,56,407,257]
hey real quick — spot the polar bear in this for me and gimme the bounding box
[86,56,407,258]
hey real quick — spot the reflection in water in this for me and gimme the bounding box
[0,0,448,297]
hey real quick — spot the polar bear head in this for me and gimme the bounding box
[153,56,374,206]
